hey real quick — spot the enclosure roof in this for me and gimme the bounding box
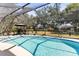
[0,3,49,20]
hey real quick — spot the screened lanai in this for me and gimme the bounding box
[0,3,79,56]
[0,3,51,35]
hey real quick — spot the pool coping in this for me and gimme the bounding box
[0,34,79,43]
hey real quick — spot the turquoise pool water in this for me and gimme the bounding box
[1,35,79,56]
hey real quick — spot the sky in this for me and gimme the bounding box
[16,3,69,16]
[60,3,69,11]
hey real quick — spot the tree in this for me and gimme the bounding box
[65,3,79,13]
[33,3,62,32]
[62,3,79,33]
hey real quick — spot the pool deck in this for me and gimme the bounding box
[3,31,79,39]
[28,31,79,39]
[0,42,32,56]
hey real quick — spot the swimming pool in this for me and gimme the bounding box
[0,35,79,56]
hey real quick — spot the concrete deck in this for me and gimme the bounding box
[0,42,32,56]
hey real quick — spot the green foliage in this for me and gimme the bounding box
[64,3,79,13]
